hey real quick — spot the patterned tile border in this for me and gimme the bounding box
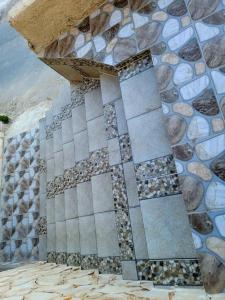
[103,103,119,139]
[37,216,47,236]
[119,134,132,163]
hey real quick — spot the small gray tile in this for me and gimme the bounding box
[123,162,139,207]
[47,198,55,224]
[46,110,53,126]
[66,218,80,253]
[115,99,128,135]
[40,138,46,160]
[95,211,120,257]
[85,87,103,121]
[40,173,47,195]
[79,215,97,255]
[46,138,53,160]
[39,118,46,141]
[63,141,75,170]
[56,221,67,252]
[122,261,138,281]
[47,158,55,181]
[62,118,73,144]
[72,104,87,134]
[100,74,122,104]
[77,182,93,217]
[87,115,107,152]
[53,129,63,153]
[74,130,89,162]
[55,193,65,222]
[120,68,161,120]
[129,206,148,259]
[108,138,121,166]
[40,193,46,217]
[141,195,197,259]
[64,187,78,219]
[127,109,171,163]
[92,173,114,213]
[47,223,56,252]
[39,235,47,261]
[54,150,64,176]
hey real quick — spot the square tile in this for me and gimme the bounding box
[79,215,97,255]
[74,130,89,162]
[40,173,47,195]
[40,138,46,160]
[39,235,47,261]
[120,68,161,120]
[123,162,139,207]
[129,206,148,259]
[63,141,75,170]
[55,194,65,222]
[47,198,55,224]
[47,223,56,252]
[77,182,93,217]
[100,74,122,104]
[56,221,67,252]
[54,150,64,176]
[40,193,46,217]
[64,187,78,219]
[66,218,80,253]
[95,211,120,257]
[141,195,197,259]
[53,129,63,153]
[92,173,114,213]
[72,104,87,134]
[122,261,138,280]
[115,99,128,135]
[47,158,55,181]
[62,118,73,144]
[85,87,103,121]
[87,115,107,152]
[108,138,121,166]
[128,108,171,163]
[39,118,46,141]
[46,138,53,160]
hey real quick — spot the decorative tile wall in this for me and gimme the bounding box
[0,128,40,262]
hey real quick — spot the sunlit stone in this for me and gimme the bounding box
[215,214,225,237]
[195,22,220,42]
[195,134,225,160]
[162,18,180,39]
[180,76,209,100]
[188,162,212,181]
[187,116,209,140]
[205,181,225,210]
[168,27,193,51]
[174,63,193,85]
[192,231,202,249]
[206,237,225,261]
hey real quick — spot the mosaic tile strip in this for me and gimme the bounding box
[103,103,118,139]
[98,257,122,275]
[37,216,47,235]
[81,255,99,270]
[119,134,132,163]
[136,259,202,286]
[67,253,81,266]
[47,251,57,263]
[111,164,129,210]
[56,252,67,265]
[39,159,47,174]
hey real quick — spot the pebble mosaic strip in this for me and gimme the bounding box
[103,103,119,139]
[37,216,47,236]
[119,134,132,163]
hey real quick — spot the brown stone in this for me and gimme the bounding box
[203,36,225,68]
[78,17,90,33]
[130,0,154,11]
[188,213,213,234]
[180,176,204,211]
[150,42,167,55]
[138,2,157,14]
[220,96,225,119]
[203,9,225,25]
[90,12,109,36]
[136,22,162,50]
[192,89,219,116]
[160,87,179,103]
[44,34,75,58]
[199,253,225,293]
[103,24,120,42]
[165,115,186,145]
[155,65,173,91]
[167,0,187,17]
[188,0,220,20]
[178,38,202,62]
[114,38,137,64]
[113,0,128,8]
[172,143,193,161]
[210,153,225,181]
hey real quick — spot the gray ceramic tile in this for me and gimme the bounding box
[64,187,78,219]
[39,235,47,261]
[40,193,46,217]
[108,137,121,166]
[87,115,107,152]
[66,218,80,253]
[95,211,120,257]
[54,150,64,176]
[72,104,87,134]
[141,195,197,259]
[55,193,65,222]
[47,158,54,181]
[100,74,122,104]
[62,118,73,144]
[46,138,53,160]
[85,87,103,121]
[39,118,46,141]
[63,141,75,170]
[47,223,56,252]
[127,109,171,163]
[47,198,55,224]
[115,99,128,136]
[77,182,93,217]
[56,221,67,252]
[123,162,139,207]
[46,110,53,126]
[122,261,138,280]
[120,68,161,120]
[40,173,47,195]
[92,173,114,213]
[79,215,97,255]
[74,130,89,162]
[53,129,63,153]
[40,138,46,160]
[129,206,148,259]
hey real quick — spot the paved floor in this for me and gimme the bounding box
[0,262,222,300]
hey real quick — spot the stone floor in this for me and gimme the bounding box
[0,262,223,300]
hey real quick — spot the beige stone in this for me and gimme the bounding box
[212,118,224,133]
[106,37,118,53]
[162,53,179,65]
[195,62,205,75]
[173,103,193,117]
[188,162,212,181]
[181,16,191,27]
[152,11,168,21]
[206,237,225,261]
[103,3,114,12]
